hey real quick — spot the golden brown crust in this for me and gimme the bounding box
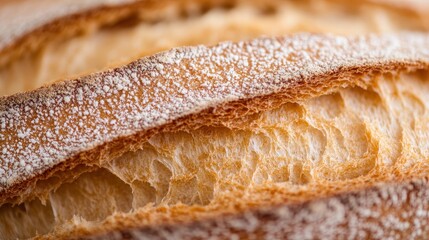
[0,0,240,67]
[2,0,429,99]
[1,0,428,68]
[1,33,429,205]
[1,1,429,239]
[85,177,429,239]
[0,0,137,67]
[0,7,428,239]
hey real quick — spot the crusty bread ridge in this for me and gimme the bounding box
[2,1,429,239]
[1,33,429,239]
[88,177,429,239]
[0,0,282,67]
[1,0,428,61]
[2,0,429,97]
[2,32,428,203]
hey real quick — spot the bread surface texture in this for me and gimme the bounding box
[1,0,429,96]
[1,33,429,239]
[89,178,429,239]
[2,1,429,239]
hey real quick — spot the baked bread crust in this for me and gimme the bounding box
[1,32,429,203]
[0,0,239,67]
[1,2,429,239]
[0,0,136,67]
[87,177,429,239]
[0,0,428,68]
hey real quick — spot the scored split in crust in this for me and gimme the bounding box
[0,33,429,239]
[1,33,429,202]
[1,1,429,239]
[1,3,429,238]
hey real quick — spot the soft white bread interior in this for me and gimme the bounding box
[1,0,428,96]
[1,33,429,239]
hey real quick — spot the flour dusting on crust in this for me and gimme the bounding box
[0,33,429,193]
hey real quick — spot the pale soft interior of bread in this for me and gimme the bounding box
[1,71,429,239]
[0,0,426,96]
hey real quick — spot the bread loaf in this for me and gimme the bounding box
[1,1,429,239]
[1,0,428,96]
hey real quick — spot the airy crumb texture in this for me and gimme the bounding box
[1,33,428,200]
[1,1,429,239]
[19,69,425,239]
[88,178,429,239]
[21,69,428,239]
[1,34,429,239]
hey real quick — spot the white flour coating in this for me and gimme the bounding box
[0,33,429,192]
[0,0,137,50]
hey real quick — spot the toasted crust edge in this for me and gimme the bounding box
[0,0,427,68]
[1,33,429,205]
[0,0,248,67]
[83,177,429,239]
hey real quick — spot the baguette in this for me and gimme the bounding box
[1,33,429,239]
[2,1,429,240]
[1,0,428,96]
